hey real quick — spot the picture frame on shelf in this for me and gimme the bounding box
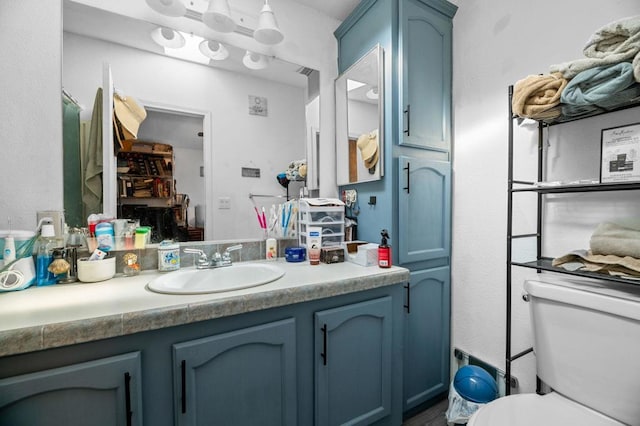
[600,122,640,183]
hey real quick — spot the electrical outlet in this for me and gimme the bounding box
[218,197,231,210]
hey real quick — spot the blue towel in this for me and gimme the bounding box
[560,62,636,106]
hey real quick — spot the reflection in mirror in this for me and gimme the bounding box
[335,45,384,186]
[62,0,319,241]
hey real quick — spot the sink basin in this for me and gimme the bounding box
[147,263,285,295]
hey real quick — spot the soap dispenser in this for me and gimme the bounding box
[36,219,57,286]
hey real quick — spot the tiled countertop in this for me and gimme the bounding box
[0,260,409,357]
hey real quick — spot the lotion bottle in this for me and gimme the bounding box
[266,238,277,260]
[378,229,391,268]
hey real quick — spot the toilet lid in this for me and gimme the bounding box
[468,393,623,426]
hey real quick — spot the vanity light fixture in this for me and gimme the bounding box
[199,40,229,61]
[202,0,236,33]
[242,50,270,70]
[151,27,186,49]
[145,0,186,17]
[366,87,379,100]
[146,0,285,45]
[253,0,284,45]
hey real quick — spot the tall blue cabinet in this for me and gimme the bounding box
[335,0,456,415]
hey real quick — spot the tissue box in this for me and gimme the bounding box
[343,241,378,266]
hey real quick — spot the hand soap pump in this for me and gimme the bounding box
[36,218,57,286]
[378,229,391,268]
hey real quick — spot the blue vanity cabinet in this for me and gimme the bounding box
[0,351,142,426]
[398,156,451,265]
[172,318,297,426]
[403,266,451,411]
[314,296,393,426]
[399,0,455,152]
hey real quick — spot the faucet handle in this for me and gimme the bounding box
[183,248,209,268]
[222,244,243,262]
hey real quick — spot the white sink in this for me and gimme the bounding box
[147,263,285,295]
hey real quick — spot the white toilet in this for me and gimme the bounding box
[468,278,640,426]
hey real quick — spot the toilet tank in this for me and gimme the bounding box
[524,279,640,425]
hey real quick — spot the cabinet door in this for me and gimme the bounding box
[0,351,142,426]
[399,0,453,152]
[398,156,451,265]
[403,266,451,411]
[315,297,392,426]
[173,318,297,426]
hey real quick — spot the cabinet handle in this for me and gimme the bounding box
[181,360,187,414]
[124,372,132,426]
[321,324,328,366]
[403,162,411,193]
[404,104,411,136]
[404,284,411,313]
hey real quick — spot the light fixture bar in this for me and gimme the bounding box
[184,9,254,38]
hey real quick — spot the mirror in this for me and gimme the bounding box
[62,0,319,241]
[335,45,384,186]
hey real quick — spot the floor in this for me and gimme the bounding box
[402,398,450,426]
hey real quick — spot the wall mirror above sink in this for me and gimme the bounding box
[335,45,384,186]
[62,0,320,242]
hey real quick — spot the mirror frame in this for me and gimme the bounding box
[335,44,384,186]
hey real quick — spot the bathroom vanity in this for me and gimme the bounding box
[0,261,409,426]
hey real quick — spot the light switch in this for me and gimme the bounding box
[218,197,231,209]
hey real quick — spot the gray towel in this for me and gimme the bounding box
[550,15,640,80]
[590,221,640,258]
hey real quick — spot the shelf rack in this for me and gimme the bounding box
[505,85,640,395]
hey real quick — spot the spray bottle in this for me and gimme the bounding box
[378,229,391,268]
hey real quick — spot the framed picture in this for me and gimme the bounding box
[600,122,640,183]
[248,95,268,116]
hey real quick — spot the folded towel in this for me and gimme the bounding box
[590,221,640,258]
[584,15,640,59]
[560,62,636,106]
[553,249,640,279]
[596,82,640,109]
[512,73,567,119]
[634,51,640,82]
[550,15,640,80]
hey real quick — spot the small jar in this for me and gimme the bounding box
[157,240,180,272]
[134,227,149,249]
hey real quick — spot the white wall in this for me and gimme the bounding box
[0,0,63,231]
[64,33,306,240]
[451,0,640,392]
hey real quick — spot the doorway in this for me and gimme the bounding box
[135,103,211,240]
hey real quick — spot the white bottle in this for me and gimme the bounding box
[266,238,277,260]
[3,236,16,263]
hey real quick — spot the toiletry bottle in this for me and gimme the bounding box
[36,221,57,286]
[266,238,277,260]
[95,222,115,251]
[378,229,391,268]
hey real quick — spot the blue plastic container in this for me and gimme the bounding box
[285,247,306,262]
[453,365,498,404]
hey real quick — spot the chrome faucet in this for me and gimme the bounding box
[183,244,243,269]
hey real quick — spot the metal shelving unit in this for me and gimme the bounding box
[505,85,640,395]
